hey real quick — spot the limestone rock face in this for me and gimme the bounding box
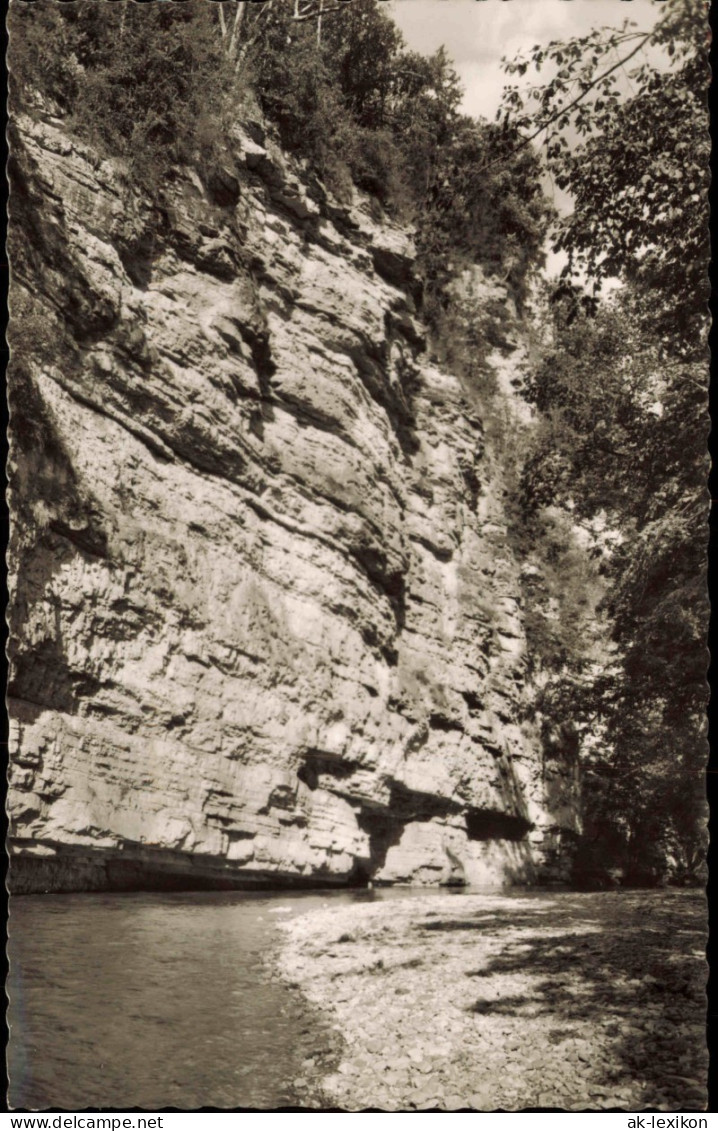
[8,114,578,893]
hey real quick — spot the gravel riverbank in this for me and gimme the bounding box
[275,889,706,1111]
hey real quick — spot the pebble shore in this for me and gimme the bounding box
[274,889,707,1112]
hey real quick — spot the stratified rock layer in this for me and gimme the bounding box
[8,112,579,893]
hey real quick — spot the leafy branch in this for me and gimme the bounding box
[500,31,650,155]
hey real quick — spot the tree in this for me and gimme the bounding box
[502,0,709,884]
[321,0,404,129]
[519,288,707,884]
[500,0,709,349]
[216,0,350,71]
[412,115,552,318]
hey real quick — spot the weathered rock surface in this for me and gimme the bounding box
[8,112,578,892]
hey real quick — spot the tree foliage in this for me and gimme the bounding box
[9,0,551,312]
[500,0,709,349]
[505,0,708,885]
[243,0,551,309]
[520,288,707,884]
[9,2,236,190]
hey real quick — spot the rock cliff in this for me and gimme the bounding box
[8,110,580,893]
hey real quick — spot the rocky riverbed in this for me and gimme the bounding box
[274,889,707,1111]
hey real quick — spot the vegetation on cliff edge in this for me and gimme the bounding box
[8,0,551,317]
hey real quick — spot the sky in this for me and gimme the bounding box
[388,0,660,122]
[388,0,662,278]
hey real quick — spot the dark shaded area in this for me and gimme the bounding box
[47,516,109,560]
[7,651,105,717]
[354,807,406,882]
[388,783,459,824]
[353,784,534,883]
[6,356,114,717]
[297,750,359,791]
[8,851,367,896]
[204,165,241,208]
[420,895,706,1110]
[116,226,158,289]
[429,712,463,733]
[329,328,421,460]
[349,543,407,636]
[461,689,483,712]
[8,139,120,344]
[298,755,536,885]
[243,322,277,395]
[465,809,532,842]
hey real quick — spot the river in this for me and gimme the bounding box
[7,886,472,1110]
[9,887,706,1112]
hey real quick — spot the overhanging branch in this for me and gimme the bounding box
[485,32,652,175]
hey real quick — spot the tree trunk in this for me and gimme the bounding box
[228,1,246,60]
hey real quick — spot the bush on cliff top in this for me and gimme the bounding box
[8,0,551,313]
[9,2,236,192]
[245,0,551,312]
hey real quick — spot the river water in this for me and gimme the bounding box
[7,886,472,1110]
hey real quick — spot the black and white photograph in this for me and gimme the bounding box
[5,0,710,1113]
